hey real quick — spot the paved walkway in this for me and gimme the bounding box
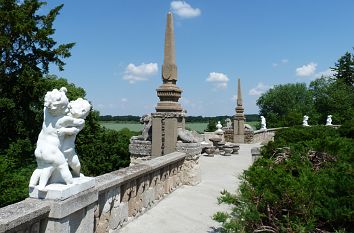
[120,143,256,233]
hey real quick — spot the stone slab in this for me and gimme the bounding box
[29,176,95,201]
[0,198,50,233]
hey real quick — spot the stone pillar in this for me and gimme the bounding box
[233,78,245,143]
[151,112,184,156]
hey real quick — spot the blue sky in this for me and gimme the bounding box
[45,0,354,116]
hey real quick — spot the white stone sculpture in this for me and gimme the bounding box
[225,118,232,128]
[260,116,267,130]
[59,98,91,177]
[29,88,90,190]
[215,121,223,134]
[303,115,309,127]
[326,115,333,126]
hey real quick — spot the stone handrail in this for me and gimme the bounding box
[0,151,192,233]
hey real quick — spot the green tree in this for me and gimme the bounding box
[331,49,354,86]
[310,76,354,124]
[257,83,317,127]
[0,1,132,207]
[0,0,74,151]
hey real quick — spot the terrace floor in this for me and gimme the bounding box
[120,143,257,233]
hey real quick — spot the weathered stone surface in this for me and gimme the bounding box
[45,186,98,219]
[176,142,202,158]
[251,147,262,163]
[129,140,151,157]
[0,198,50,233]
[109,202,128,231]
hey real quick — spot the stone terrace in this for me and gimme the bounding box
[120,143,256,233]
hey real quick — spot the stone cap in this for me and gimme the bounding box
[0,198,50,232]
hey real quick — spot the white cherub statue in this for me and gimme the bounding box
[260,116,267,130]
[326,115,333,126]
[29,88,75,190]
[215,121,223,134]
[57,98,91,177]
[303,115,309,127]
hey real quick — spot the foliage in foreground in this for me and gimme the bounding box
[214,126,354,232]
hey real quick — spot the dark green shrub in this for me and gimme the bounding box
[338,119,354,139]
[214,127,354,232]
[206,119,217,132]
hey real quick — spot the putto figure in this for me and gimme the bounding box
[260,116,267,130]
[29,88,90,190]
[58,98,91,177]
[326,115,333,126]
[302,115,309,127]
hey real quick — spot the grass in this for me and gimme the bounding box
[100,121,143,132]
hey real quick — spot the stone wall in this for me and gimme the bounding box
[252,128,280,144]
[0,152,194,233]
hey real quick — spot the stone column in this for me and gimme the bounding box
[233,78,245,143]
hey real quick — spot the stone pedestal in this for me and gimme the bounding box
[176,142,202,185]
[129,140,152,165]
[151,112,184,156]
[29,176,95,200]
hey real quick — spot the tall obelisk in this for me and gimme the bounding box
[152,12,185,156]
[155,12,183,112]
[233,78,245,143]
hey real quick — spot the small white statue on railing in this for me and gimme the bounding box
[326,115,333,126]
[260,116,267,130]
[225,118,232,128]
[215,121,223,134]
[29,87,90,190]
[302,115,309,127]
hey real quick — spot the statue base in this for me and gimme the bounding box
[29,176,95,200]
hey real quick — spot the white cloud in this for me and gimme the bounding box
[207,72,229,82]
[123,63,158,84]
[206,72,229,89]
[315,69,336,79]
[121,98,128,102]
[249,82,273,96]
[272,59,288,68]
[296,62,317,77]
[170,1,201,18]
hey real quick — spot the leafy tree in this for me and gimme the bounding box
[331,49,354,86]
[0,0,74,151]
[310,76,354,124]
[257,83,317,127]
[0,1,132,207]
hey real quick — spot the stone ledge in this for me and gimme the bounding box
[95,152,186,193]
[95,163,151,193]
[0,198,50,232]
[142,152,186,170]
[44,187,98,219]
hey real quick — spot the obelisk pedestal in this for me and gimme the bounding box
[233,79,245,143]
[151,12,185,156]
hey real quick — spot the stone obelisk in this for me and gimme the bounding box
[233,78,245,143]
[155,12,182,112]
[152,12,185,156]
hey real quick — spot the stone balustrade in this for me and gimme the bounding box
[0,151,195,233]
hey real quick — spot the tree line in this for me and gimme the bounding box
[100,114,260,123]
